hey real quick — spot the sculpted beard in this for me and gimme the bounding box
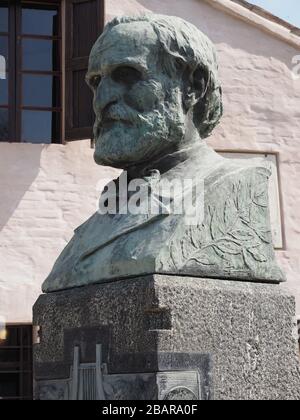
[93,87,186,168]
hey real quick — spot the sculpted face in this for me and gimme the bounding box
[86,22,187,169]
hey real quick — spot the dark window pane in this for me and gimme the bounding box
[0,73,8,105]
[73,0,98,58]
[0,373,20,398]
[20,326,32,347]
[0,5,8,33]
[22,110,60,143]
[23,74,60,107]
[0,349,20,370]
[73,70,94,127]
[0,326,32,400]
[4,326,25,347]
[0,108,8,141]
[21,373,33,399]
[22,349,32,372]
[1,326,19,347]
[0,35,8,66]
[4,326,29,347]
[22,5,59,37]
[22,39,60,71]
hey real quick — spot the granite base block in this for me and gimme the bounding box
[33,275,300,400]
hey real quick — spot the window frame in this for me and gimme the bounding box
[0,0,105,144]
[0,324,33,400]
[0,1,11,141]
[17,0,63,144]
[65,0,105,142]
[1,0,63,143]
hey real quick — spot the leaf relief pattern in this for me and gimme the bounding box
[172,173,273,275]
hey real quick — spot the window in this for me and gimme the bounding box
[0,2,9,141]
[0,1,61,143]
[0,325,33,400]
[0,0,104,143]
[65,0,105,141]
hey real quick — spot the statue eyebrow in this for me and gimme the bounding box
[88,59,149,78]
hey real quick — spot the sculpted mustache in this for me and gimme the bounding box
[93,105,160,137]
[99,105,139,125]
[93,105,138,138]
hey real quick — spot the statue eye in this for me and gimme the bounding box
[112,66,142,85]
[88,75,102,89]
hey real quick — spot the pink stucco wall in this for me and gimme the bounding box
[0,142,120,322]
[0,0,299,322]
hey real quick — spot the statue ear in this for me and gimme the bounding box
[193,66,210,99]
[184,66,210,109]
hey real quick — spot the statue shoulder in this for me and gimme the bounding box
[74,212,99,236]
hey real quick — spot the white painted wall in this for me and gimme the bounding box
[1,0,300,322]
[0,142,119,322]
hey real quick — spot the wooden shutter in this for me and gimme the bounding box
[65,0,105,141]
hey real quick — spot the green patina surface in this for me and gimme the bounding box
[43,14,284,292]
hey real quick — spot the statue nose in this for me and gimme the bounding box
[94,76,125,114]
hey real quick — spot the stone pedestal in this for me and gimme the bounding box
[33,275,300,400]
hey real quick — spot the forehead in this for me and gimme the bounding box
[88,22,159,74]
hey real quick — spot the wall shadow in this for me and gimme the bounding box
[0,143,44,232]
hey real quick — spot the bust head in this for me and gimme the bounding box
[86,14,223,169]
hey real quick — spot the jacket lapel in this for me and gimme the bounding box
[78,193,170,261]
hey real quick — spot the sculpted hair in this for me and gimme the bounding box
[100,14,223,139]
